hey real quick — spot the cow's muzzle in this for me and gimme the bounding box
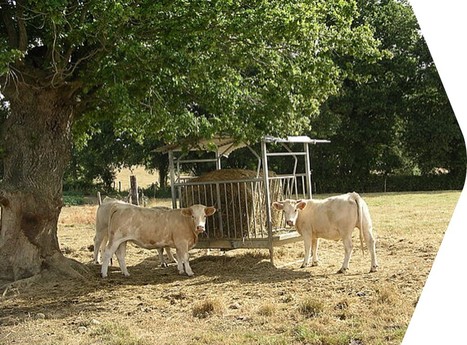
[286,220,295,227]
[195,226,205,233]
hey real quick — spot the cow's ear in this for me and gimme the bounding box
[272,202,284,210]
[296,201,307,210]
[181,208,193,217]
[205,206,216,216]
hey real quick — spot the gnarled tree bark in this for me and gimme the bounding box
[0,82,89,283]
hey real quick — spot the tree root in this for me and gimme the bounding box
[1,254,92,297]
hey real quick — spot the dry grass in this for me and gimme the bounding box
[192,298,225,318]
[0,191,461,345]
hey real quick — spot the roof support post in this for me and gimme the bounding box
[304,142,313,199]
[261,138,275,266]
[169,150,177,209]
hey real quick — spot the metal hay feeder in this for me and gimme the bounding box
[157,135,330,265]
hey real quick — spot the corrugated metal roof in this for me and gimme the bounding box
[155,135,330,156]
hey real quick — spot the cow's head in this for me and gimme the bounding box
[182,204,216,234]
[272,199,307,227]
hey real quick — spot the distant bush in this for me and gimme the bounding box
[63,192,86,206]
[314,172,465,194]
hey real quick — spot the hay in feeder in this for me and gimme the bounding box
[179,169,283,239]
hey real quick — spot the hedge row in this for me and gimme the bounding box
[313,173,466,194]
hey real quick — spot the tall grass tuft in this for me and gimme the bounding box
[298,298,324,318]
[257,303,276,317]
[192,298,225,318]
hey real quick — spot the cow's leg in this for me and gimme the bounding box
[338,233,353,274]
[114,242,129,276]
[101,239,122,278]
[93,234,100,264]
[98,234,108,264]
[175,248,184,274]
[93,231,107,264]
[157,248,168,267]
[311,237,319,266]
[176,247,193,276]
[363,227,378,272]
[166,247,177,263]
[301,232,313,268]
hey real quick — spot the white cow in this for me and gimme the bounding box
[94,198,175,267]
[150,206,177,267]
[93,197,126,264]
[101,204,216,278]
[273,192,378,273]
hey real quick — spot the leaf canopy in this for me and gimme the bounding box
[1,0,383,145]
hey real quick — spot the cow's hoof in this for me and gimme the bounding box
[337,268,348,274]
[311,261,319,267]
[369,265,378,273]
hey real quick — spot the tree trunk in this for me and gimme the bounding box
[158,154,169,190]
[0,83,87,282]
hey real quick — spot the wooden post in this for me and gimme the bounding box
[130,175,139,205]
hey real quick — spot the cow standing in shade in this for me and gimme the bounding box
[101,203,216,278]
[273,192,378,273]
[94,198,175,267]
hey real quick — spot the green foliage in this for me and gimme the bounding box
[1,0,463,194]
[1,0,384,142]
[62,192,86,206]
[310,0,465,188]
[314,172,465,194]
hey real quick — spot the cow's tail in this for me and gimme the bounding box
[108,204,120,229]
[106,204,120,266]
[352,192,365,255]
[97,191,102,206]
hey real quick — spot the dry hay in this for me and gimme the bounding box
[179,169,283,239]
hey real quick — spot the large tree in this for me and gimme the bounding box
[310,0,465,192]
[0,0,382,283]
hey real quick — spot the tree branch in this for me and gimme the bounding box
[1,2,18,48]
[16,0,28,52]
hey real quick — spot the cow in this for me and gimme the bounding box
[93,198,176,267]
[100,203,216,278]
[93,197,126,264]
[151,206,177,267]
[272,192,378,273]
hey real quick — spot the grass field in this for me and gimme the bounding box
[0,191,461,345]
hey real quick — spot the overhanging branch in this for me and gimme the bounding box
[16,0,28,52]
[1,2,18,48]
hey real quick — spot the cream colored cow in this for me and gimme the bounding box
[101,204,216,278]
[93,198,175,267]
[273,192,378,273]
[93,197,126,264]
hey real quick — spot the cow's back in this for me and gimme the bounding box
[300,194,359,238]
[96,199,126,231]
[109,206,194,249]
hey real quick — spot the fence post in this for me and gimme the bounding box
[130,175,139,205]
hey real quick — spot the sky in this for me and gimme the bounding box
[402,1,467,344]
